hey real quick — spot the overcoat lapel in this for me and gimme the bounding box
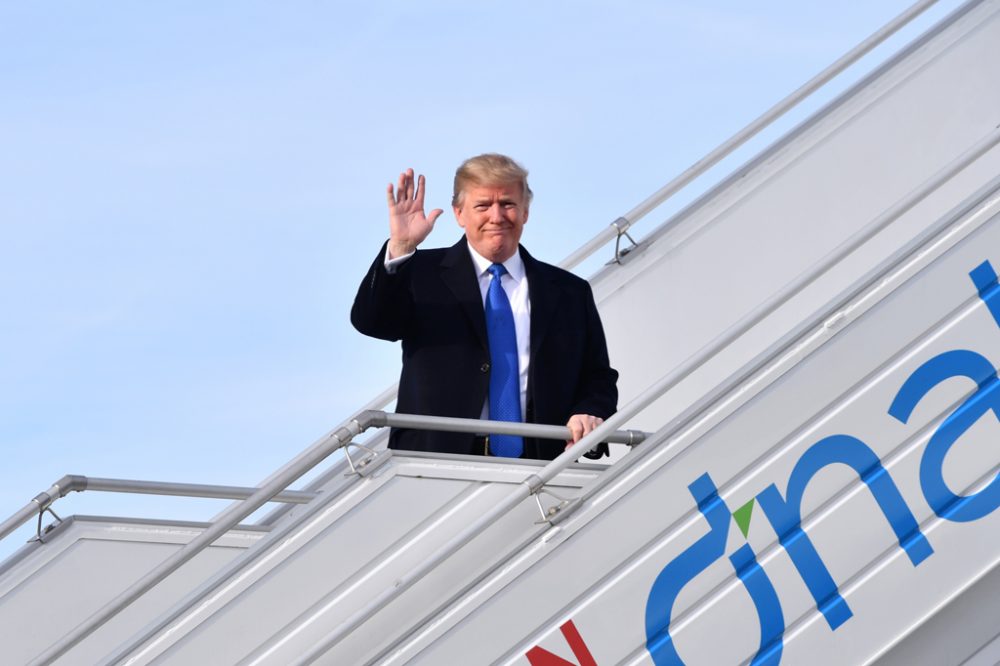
[522,245,563,358]
[440,237,489,351]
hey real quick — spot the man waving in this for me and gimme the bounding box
[352,153,618,460]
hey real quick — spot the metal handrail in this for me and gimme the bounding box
[373,412,647,446]
[245,382,399,493]
[30,415,369,666]
[82,478,317,504]
[0,476,317,543]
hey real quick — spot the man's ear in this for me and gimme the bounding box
[453,206,465,229]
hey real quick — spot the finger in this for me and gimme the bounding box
[396,171,408,204]
[416,174,427,206]
[404,168,415,201]
[567,419,584,443]
[386,182,396,208]
[427,208,444,225]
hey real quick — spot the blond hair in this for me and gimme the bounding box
[452,153,533,207]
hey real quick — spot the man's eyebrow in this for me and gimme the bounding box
[471,195,518,206]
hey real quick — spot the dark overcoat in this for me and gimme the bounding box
[351,237,618,460]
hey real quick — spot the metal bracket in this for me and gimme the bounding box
[625,429,645,447]
[532,487,572,524]
[611,217,639,264]
[342,442,389,478]
[31,505,63,544]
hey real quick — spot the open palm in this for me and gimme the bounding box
[387,168,443,258]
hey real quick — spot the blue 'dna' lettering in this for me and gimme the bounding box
[756,433,933,630]
[645,473,783,666]
[887,259,1000,523]
[644,257,1000,665]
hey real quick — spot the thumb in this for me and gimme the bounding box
[428,208,444,225]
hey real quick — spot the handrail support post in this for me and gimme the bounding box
[532,487,572,524]
[32,506,63,544]
[342,442,389,478]
[612,217,639,264]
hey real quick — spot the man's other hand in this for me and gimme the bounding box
[387,168,443,258]
[564,413,604,448]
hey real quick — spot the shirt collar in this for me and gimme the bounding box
[467,243,525,283]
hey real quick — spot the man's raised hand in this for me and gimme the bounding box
[386,168,443,258]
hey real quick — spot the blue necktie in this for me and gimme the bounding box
[485,263,523,457]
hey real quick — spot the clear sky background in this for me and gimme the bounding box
[0,0,964,561]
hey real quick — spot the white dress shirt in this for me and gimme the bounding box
[384,243,531,419]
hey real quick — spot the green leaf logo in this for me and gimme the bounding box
[733,498,755,539]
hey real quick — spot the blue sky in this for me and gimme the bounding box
[0,1,962,560]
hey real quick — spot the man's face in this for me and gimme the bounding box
[453,182,529,263]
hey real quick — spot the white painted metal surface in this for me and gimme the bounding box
[61,455,602,665]
[875,553,1000,665]
[0,517,266,666]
